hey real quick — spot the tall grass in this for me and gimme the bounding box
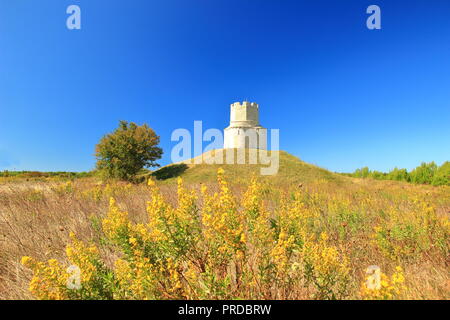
[0,171,449,300]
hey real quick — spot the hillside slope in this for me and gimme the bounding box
[151,149,346,185]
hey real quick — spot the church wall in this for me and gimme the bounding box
[224,127,267,150]
[224,101,267,150]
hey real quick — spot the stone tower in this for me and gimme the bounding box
[224,101,267,149]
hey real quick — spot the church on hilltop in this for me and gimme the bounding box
[223,101,267,150]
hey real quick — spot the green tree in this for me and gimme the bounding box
[95,121,163,181]
[387,167,410,182]
[360,167,370,178]
[410,162,437,185]
[432,161,450,186]
[353,167,370,178]
[370,170,386,180]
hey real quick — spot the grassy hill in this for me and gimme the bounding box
[151,149,346,185]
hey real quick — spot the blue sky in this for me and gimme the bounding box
[0,0,449,173]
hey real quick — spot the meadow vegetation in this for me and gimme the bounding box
[0,171,93,179]
[0,153,448,300]
[345,161,450,186]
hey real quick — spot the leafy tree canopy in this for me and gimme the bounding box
[95,121,163,181]
[432,161,450,186]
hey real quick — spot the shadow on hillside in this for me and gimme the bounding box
[151,164,189,180]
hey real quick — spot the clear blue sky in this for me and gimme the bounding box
[1,0,449,173]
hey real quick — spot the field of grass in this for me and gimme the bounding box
[0,151,449,300]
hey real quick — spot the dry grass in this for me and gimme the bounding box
[0,168,449,300]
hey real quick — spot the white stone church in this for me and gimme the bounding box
[223,101,267,150]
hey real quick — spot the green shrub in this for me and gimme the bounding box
[387,168,410,182]
[432,162,450,186]
[410,162,437,185]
